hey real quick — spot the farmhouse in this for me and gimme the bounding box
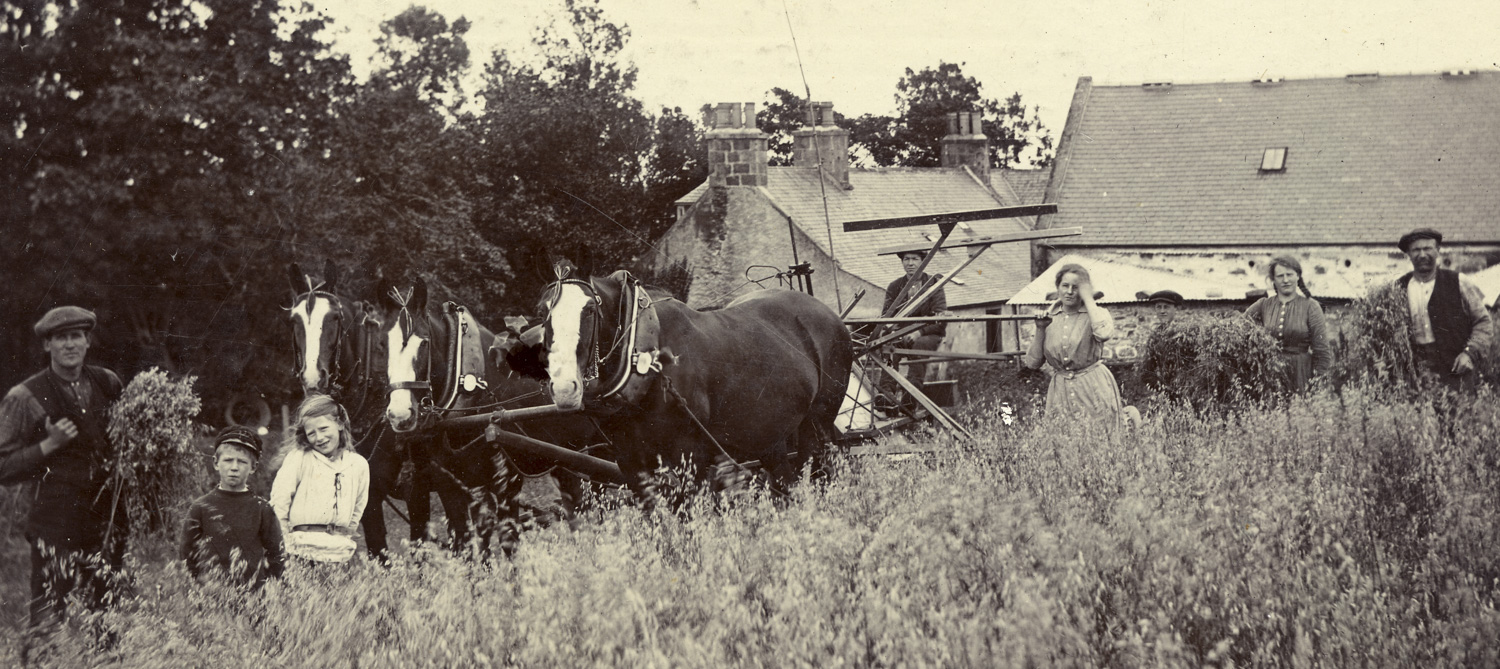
[646,102,1050,357]
[1032,71,1500,315]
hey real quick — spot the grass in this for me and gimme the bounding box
[3,382,1499,667]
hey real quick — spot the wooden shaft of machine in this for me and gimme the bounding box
[488,428,626,484]
[438,403,576,430]
[846,314,1039,325]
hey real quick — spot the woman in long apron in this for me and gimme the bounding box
[1023,264,1128,431]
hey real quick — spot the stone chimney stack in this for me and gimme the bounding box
[941,110,990,184]
[705,102,768,188]
[792,101,850,189]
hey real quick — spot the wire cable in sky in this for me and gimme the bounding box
[781,0,843,312]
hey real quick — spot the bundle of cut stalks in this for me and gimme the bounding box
[1332,283,1418,392]
[105,367,202,539]
[1139,311,1287,412]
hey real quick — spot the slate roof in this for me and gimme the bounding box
[674,181,709,207]
[1044,72,1500,248]
[679,167,1037,308]
[997,168,1050,206]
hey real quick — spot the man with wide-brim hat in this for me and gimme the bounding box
[1394,228,1492,393]
[0,306,128,650]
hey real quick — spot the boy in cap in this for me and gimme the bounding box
[0,306,127,645]
[179,426,286,589]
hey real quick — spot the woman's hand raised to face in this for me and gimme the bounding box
[1078,279,1097,307]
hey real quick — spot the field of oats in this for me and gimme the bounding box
[3,377,1499,667]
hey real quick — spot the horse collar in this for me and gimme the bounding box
[435,302,489,411]
[596,276,663,404]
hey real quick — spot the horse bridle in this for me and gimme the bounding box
[543,274,663,405]
[387,289,436,403]
[291,282,349,390]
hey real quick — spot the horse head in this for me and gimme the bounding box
[539,268,662,412]
[288,260,353,396]
[379,277,436,432]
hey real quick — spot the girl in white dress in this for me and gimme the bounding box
[271,395,369,564]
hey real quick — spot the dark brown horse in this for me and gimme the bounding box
[287,262,470,558]
[378,277,600,549]
[532,270,853,490]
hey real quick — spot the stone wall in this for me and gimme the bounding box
[648,187,882,314]
[1041,244,1500,300]
[790,101,850,190]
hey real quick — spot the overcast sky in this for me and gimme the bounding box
[311,0,1499,142]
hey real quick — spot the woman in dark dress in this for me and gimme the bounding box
[1243,256,1332,393]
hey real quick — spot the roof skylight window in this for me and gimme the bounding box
[1260,147,1287,172]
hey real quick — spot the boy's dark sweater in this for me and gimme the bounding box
[179,488,286,587]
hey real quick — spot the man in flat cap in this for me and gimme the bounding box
[0,306,128,649]
[1395,228,1492,393]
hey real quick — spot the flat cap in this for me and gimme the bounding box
[1398,228,1443,253]
[34,306,97,337]
[213,425,264,459]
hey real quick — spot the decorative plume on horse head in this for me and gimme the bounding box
[531,266,854,491]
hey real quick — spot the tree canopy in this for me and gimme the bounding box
[845,62,1052,169]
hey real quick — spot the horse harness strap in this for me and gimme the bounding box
[437,302,489,411]
[597,276,664,403]
[345,304,381,422]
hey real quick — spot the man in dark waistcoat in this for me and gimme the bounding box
[1395,228,1492,394]
[879,251,949,410]
[0,306,127,645]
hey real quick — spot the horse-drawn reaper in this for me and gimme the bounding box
[278,203,1071,553]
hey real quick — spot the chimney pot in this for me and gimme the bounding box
[942,108,990,183]
[791,100,850,189]
[705,100,769,188]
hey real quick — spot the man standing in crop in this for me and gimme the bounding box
[1396,228,1492,393]
[0,306,127,653]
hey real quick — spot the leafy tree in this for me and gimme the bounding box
[470,0,664,307]
[372,6,471,116]
[0,0,351,408]
[642,105,707,235]
[848,62,1052,169]
[303,6,509,311]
